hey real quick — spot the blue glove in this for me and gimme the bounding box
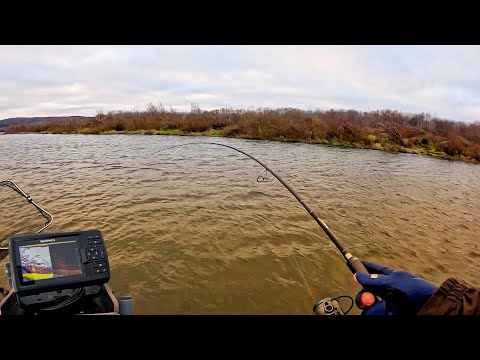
[354,260,438,315]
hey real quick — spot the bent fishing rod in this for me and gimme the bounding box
[160,141,376,311]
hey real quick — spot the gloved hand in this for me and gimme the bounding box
[354,260,438,315]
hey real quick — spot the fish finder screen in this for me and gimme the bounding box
[19,237,83,282]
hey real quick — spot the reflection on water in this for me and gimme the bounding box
[1,134,480,314]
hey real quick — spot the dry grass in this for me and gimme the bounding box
[8,103,480,163]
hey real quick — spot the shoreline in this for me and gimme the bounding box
[8,129,480,165]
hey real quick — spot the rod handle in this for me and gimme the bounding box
[347,256,369,274]
[347,256,379,311]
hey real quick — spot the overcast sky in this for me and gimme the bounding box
[1,45,479,122]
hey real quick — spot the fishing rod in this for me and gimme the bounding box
[160,141,377,313]
[0,181,54,258]
[0,180,53,234]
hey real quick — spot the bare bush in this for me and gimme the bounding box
[8,103,480,162]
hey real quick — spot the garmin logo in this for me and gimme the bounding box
[39,239,56,244]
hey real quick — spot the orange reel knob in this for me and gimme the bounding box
[359,292,376,307]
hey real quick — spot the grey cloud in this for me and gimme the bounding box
[0,45,479,122]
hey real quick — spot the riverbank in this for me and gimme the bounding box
[12,127,480,164]
[7,105,480,164]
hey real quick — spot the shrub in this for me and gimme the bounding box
[367,134,377,143]
[8,104,480,162]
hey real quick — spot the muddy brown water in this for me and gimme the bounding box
[1,134,479,314]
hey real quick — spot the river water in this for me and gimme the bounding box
[1,134,479,314]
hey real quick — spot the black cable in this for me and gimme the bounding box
[38,288,85,313]
[332,295,354,314]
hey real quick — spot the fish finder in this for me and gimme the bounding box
[8,230,110,296]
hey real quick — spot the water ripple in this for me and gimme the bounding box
[1,133,479,314]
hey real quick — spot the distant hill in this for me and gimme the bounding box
[0,116,93,131]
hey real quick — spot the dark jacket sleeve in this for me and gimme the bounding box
[418,278,480,315]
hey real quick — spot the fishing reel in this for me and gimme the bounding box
[312,296,354,315]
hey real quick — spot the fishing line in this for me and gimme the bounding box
[292,254,314,301]
[256,169,272,182]
[158,141,369,275]
[277,227,315,302]
[161,140,323,302]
